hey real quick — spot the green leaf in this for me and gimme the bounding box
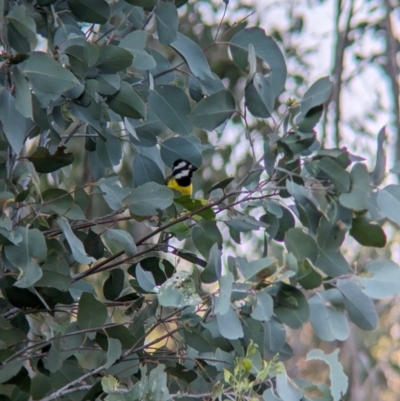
[0,316,27,346]
[339,163,370,211]
[27,146,74,173]
[237,257,275,281]
[24,52,81,94]
[105,338,122,369]
[0,88,30,154]
[377,184,400,226]
[315,249,352,277]
[119,31,156,70]
[274,206,295,241]
[311,157,350,193]
[155,2,178,45]
[276,368,303,401]
[245,73,274,118]
[214,272,234,315]
[170,32,213,80]
[35,258,72,292]
[190,89,236,131]
[149,85,193,136]
[297,259,322,290]
[4,227,46,288]
[208,177,235,193]
[173,196,215,220]
[316,200,351,249]
[136,264,156,291]
[296,77,332,122]
[284,228,319,263]
[274,284,309,329]
[306,349,348,401]
[158,271,202,307]
[42,188,74,215]
[127,182,174,216]
[77,292,107,330]
[230,27,287,95]
[97,129,122,168]
[349,216,386,247]
[309,289,349,341]
[95,74,121,95]
[200,243,222,283]
[336,279,377,330]
[57,217,96,265]
[83,229,104,259]
[7,4,35,37]
[358,259,400,299]
[103,229,137,257]
[12,66,32,118]
[44,336,64,373]
[0,360,22,383]
[103,269,124,301]
[99,177,131,211]
[160,135,203,168]
[68,0,110,24]
[251,288,273,321]
[107,81,146,119]
[132,146,165,187]
[263,317,286,352]
[191,220,222,259]
[216,306,244,340]
[94,45,133,73]
[226,215,263,232]
[370,126,386,186]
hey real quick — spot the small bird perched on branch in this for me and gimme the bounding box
[165,159,198,196]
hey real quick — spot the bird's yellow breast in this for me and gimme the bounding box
[167,178,193,196]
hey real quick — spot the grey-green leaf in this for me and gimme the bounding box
[24,52,81,94]
[309,289,349,341]
[377,184,400,226]
[136,264,156,291]
[339,163,371,211]
[155,2,178,45]
[284,228,319,263]
[336,279,378,330]
[107,81,146,119]
[0,88,30,154]
[190,89,236,131]
[57,217,96,265]
[200,243,222,284]
[99,177,131,211]
[358,259,400,299]
[77,292,107,330]
[230,27,287,95]
[216,306,244,340]
[103,229,137,257]
[306,349,348,401]
[245,73,274,118]
[214,272,234,315]
[127,182,174,216]
[251,288,273,321]
[170,32,213,80]
[105,338,122,369]
[191,220,223,259]
[297,76,332,120]
[149,85,193,136]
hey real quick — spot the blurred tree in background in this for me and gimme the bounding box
[0,0,399,400]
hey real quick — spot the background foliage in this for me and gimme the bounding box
[0,0,399,400]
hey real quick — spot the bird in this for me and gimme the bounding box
[165,159,198,196]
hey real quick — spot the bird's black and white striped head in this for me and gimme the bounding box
[172,159,198,185]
